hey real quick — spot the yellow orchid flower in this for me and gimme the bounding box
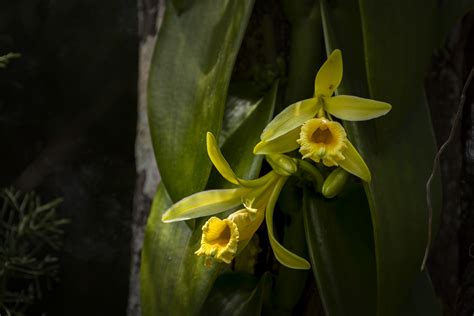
[161,132,310,270]
[253,49,392,182]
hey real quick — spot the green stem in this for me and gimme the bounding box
[297,159,324,193]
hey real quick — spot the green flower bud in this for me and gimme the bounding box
[266,154,298,176]
[322,168,350,198]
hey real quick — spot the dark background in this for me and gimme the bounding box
[0,0,137,315]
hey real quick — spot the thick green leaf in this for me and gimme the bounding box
[400,272,441,316]
[303,183,376,316]
[148,0,255,201]
[282,0,324,105]
[141,184,224,316]
[200,272,272,316]
[141,83,278,315]
[233,272,273,315]
[319,0,469,314]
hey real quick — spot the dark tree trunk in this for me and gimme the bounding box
[127,1,164,315]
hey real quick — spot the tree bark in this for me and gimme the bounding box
[127,1,164,315]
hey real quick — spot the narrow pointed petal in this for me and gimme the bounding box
[161,188,248,222]
[206,132,239,185]
[339,140,371,182]
[315,49,342,97]
[254,128,300,155]
[207,132,275,188]
[260,98,320,142]
[324,95,392,121]
[266,177,311,270]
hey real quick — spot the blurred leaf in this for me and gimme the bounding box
[281,0,323,105]
[303,182,376,316]
[199,272,258,316]
[171,0,196,14]
[200,272,273,316]
[148,0,255,201]
[319,0,474,314]
[234,272,273,315]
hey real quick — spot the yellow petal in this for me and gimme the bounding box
[207,132,274,188]
[206,132,239,185]
[324,95,392,121]
[338,140,371,182]
[254,128,300,155]
[161,188,248,222]
[228,209,265,255]
[260,98,320,142]
[314,49,342,97]
[265,177,311,270]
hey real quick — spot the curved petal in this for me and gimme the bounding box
[207,132,275,188]
[324,95,392,121]
[207,132,239,185]
[260,98,320,142]
[265,177,311,270]
[254,127,300,155]
[161,188,248,222]
[314,49,342,97]
[339,140,371,182]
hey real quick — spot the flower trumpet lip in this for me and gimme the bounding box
[161,132,310,269]
[194,207,265,263]
[194,216,240,264]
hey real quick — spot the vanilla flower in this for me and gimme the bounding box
[253,49,392,182]
[162,132,310,269]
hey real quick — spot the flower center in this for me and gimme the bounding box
[297,118,348,167]
[311,127,333,145]
[204,220,231,246]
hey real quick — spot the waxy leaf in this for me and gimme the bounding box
[303,184,376,316]
[142,82,278,316]
[200,272,272,316]
[319,0,471,313]
[148,0,255,201]
[141,184,224,316]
